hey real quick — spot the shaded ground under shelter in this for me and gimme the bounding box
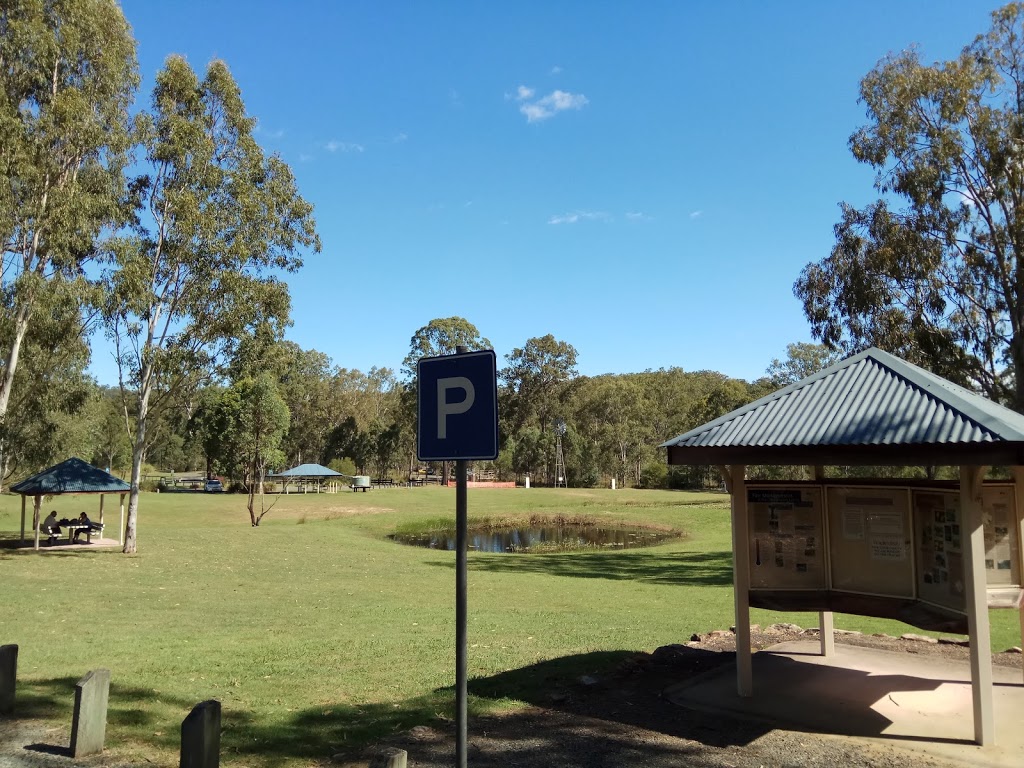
[661,347,1024,747]
[12,457,130,550]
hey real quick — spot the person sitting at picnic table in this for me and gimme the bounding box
[42,510,61,544]
[72,512,102,543]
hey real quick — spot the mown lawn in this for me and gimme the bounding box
[1,487,1018,766]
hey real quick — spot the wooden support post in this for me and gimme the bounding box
[180,700,221,768]
[0,644,17,715]
[369,749,408,768]
[1014,466,1024,685]
[71,669,111,757]
[819,611,835,657]
[20,495,25,543]
[961,465,994,746]
[99,495,105,529]
[32,496,41,550]
[729,464,752,696]
[119,494,125,546]
[810,465,834,657]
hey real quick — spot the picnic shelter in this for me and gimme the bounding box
[12,457,130,550]
[661,347,1024,746]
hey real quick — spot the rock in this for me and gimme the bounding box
[1006,647,1023,654]
[652,644,694,663]
[685,641,702,648]
[872,633,893,639]
[708,629,731,638]
[578,675,599,686]
[834,629,862,636]
[901,633,939,644]
[690,633,702,642]
[767,623,802,633]
[938,637,970,647]
[728,624,760,633]
[408,725,441,742]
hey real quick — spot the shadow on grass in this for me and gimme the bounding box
[9,647,758,767]
[428,549,734,586]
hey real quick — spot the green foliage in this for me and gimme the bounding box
[766,342,842,387]
[401,316,491,381]
[102,54,320,551]
[0,0,137,480]
[796,3,1024,409]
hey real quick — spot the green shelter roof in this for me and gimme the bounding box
[662,347,1024,466]
[11,457,131,495]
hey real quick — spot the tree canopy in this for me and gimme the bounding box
[796,3,1024,410]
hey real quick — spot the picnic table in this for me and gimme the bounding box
[49,520,103,545]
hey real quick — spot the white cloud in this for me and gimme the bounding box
[519,89,588,123]
[392,132,408,143]
[298,153,312,163]
[626,211,652,221]
[550,65,562,75]
[689,210,704,219]
[517,85,534,100]
[549,210,609,225]
[325,140,364,153]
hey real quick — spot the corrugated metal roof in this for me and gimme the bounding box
[661,347,1024,451]
[273,463,342,477]
[11,457,131,495]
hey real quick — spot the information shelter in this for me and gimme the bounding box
[662,348,1024,747]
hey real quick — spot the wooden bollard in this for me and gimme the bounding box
[0,644,17,715]
[71,669,111,757]
[181,700,221,768]
[369,748,407,768]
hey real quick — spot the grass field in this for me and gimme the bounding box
[2,487,1019,766]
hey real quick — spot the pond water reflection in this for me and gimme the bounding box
[392,525,679,553]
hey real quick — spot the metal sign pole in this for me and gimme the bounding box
[455,457,468,768]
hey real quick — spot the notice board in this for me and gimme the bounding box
[827,487,914,598]
[913,491,966,612]
[982,486,1019,587]
[747,487,825,590]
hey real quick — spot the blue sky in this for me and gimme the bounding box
[104,0,995,385]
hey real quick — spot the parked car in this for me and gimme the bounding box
[204,479,224,493]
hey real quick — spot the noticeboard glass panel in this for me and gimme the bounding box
[982,486,1019,587]
[746,487,825,590]
[913,491,966,612]
[826,487,914,598]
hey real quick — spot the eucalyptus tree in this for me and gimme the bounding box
[233,373,289,526]
[796,3,1024,409]
[0,0,137,470]
[500,334,578,435]
[104,56,319,553]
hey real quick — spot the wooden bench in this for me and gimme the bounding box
[373,478,396,488]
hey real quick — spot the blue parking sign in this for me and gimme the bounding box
[418,350,498,461]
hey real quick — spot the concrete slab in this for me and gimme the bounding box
[665,640,1024,767]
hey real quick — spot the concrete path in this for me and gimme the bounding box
[666,640,1024,767]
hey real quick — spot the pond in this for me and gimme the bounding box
[392,524,680,553]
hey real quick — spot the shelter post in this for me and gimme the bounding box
[812,465,834,657]
[119,494,125,546]
[99,495,105,529]
[960,465,994,746]
[20,496,25,543]
[1015,466,1024,683]
[727,464,752,696]
[32,495,41,550]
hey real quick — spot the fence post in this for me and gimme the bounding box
[369,748,407,768]
[71,669,111,757]
[0,644,17,715]
[180,700,221,768]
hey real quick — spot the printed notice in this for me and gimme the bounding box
[870,536,906,561]
[842,509,865,540]
[868,511,904,536]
